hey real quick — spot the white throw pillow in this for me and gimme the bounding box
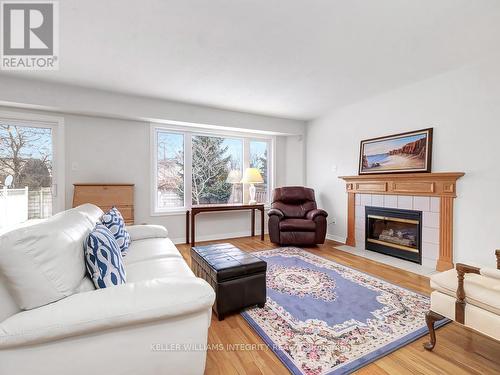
[0,209,94,310]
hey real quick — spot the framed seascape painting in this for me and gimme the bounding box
[359,128,433,175]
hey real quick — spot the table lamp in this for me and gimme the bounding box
[241,168,263,204]
[226,169,242,203]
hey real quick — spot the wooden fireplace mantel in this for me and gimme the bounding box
[339,172,464,197]
[339,172,465,271]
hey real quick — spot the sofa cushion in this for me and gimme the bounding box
[481,267,500,280]
[124,238,182,265]
[126,225,168,241]
[430,269,479,296]
[126,258,194,283]
[101,207,131,254]
[74,204,104,225]
[430,269,500,315]
[84,224,127,289]
[0,273,19,322]
[465,274,500,315]
[0,209,94,310]
[279,218,316,232]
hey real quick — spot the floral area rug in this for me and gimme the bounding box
[241,248,448,375]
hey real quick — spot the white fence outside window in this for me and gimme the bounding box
[0,187,52,229]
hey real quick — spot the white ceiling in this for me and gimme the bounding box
[3,0,500,120]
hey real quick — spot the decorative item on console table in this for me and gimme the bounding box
[72,183,134,225]
[226,169,242,203]
[339,173,464,271]
[241,168,263,204]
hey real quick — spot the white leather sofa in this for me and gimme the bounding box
[424,250,500,350]
[0,204,215,375]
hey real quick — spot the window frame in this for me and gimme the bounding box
[0,110,65,214]
[151,123,275,215]
[248,137,272,207]
[151,128,186,213]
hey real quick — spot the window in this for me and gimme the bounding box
[191,135,243,205]
[0,113,64,230]
[155,131,184,209]
[153,126,273,213]
[249,140,269,204]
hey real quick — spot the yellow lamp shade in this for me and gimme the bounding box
[241,168,263,184]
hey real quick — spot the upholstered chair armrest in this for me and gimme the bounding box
[0,277,214,349]
[126,224,168,241]
[455,263,481,324]
[267,208,285,219]
[306,209,328,221]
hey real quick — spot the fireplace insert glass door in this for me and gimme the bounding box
[365,206,422,264]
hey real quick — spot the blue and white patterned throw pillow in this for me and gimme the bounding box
[84,224,126,289]
[101,207,131,255]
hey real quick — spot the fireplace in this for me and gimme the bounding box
[340,173,464,271]
[365,206,422,264]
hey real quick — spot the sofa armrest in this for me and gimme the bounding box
[0,277,215,349]
[306,209,328,221]
[127,224,168,241]
[267,208,284,218]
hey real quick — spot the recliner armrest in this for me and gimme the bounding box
[127,224,168,241]
[0,277,215,349]
[306,209,328,220]
[267,208,285,218]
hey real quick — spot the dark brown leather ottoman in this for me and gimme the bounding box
[191,243,267,320]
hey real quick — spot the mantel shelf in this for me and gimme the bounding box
[339,172,465,198]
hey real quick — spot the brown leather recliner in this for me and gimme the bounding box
[268,186,328,246]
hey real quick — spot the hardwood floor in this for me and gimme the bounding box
[176,236,500,375]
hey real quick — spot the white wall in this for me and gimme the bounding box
[283,135,306,186]
[307,53,500,267]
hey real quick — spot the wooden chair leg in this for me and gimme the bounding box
[423,310,444,351]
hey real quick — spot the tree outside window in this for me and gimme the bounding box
[154,128,271,211]
[190,135,242,205]
[0,124,53,225]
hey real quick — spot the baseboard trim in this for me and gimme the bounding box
[326,234,346,244]
[171,230,269,245]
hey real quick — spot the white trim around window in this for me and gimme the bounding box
[150,123,275,216]
[0,110,65,214]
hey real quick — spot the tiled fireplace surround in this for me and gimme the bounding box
[339,172,465,272]
[354,194,440,268]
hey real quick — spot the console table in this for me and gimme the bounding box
[186,204,265,246]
